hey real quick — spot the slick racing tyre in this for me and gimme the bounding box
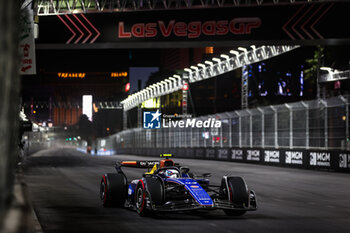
[100,173,127,207]
[222,177,249,216]
[135,182,150,216]
[144,177,164,206]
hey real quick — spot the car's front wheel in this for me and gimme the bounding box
[221,176,248,216]
[135,182,150,216]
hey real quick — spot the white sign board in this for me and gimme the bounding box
[319,71,350,83]
[82,95,93,121]
[19,8,36,75]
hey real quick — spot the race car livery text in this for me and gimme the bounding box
[118,18,262,39]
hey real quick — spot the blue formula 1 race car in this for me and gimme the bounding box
[100,156,257,216]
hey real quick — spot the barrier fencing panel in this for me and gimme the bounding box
[114,96,350,151]
[0,0,20,225]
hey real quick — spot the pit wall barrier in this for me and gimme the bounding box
[114,147,350,173]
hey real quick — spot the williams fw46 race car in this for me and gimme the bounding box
[100,156,257,216]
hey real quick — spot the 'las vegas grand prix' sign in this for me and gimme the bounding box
[117,18,261,38]
[37,2,350,48]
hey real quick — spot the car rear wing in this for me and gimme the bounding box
[117,160,160,168]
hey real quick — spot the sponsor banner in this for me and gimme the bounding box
[38,3,350,46]
[19,7,36,74]
[205,149,216,159]
[184,148,194,158]
[310,151,331,167]
[285,151,303,165]
[231,149,243,160]
[195,149,205,158]
[247,149,260,161]
[339,153,350,168]
[264,150,280,163]
[119,147,350,173]
[217,149,229,160]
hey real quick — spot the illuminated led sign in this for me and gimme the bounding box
[93,103,99,113]
[182,83,189,91]
[141,98,160,109]
[40,4,350,47]
[118,18,262,39]
[125,83,130,92]
[58,72,86,78]
[205,47,214,54]
[111,72,128,78]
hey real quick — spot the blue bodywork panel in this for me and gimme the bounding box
[166,178,213,206]
[127,177,213,206]
[128,182,137,199]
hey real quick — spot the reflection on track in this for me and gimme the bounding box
[24,147,350,233]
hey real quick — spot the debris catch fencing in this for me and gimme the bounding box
[110,95,349,151]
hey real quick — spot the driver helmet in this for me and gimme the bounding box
[164,169,179,179]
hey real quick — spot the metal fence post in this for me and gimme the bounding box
[220,122,223,148]
[137,105,142,128]
[340,95,349,149]
[190,127,193,148]
[235,111,242,148]
[320,99,328,149]
[346,100,349,149]
[212,126,215,148]
[229,117,232,148]
[271,106,278,148]
[123,110,127,130]
[257,107,264,148]
[301,101,309,149]
[247,109,253,148]
[285,103,293,149]
[347,101,349,149]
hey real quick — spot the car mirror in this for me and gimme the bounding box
[202,173,211,178]
[181,167,190,173]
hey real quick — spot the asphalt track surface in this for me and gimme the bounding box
[23,147,350,233]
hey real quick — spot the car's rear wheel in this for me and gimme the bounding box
[221,177,248,216]
[100,173,127,207]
